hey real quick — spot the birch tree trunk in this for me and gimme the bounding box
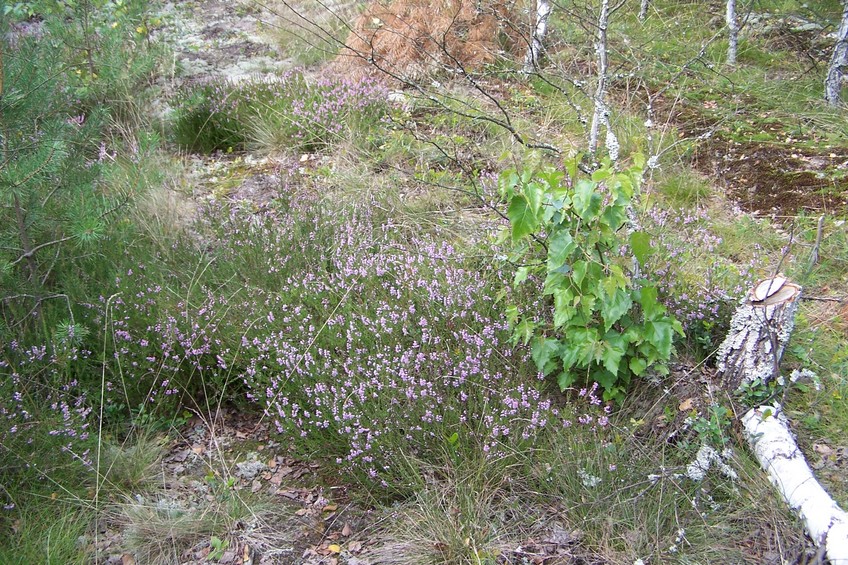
[588,0,610,157]
[726,0,738,65]
[639,0,650,22]
[825,0,848,106]
[715,276,801,390]
[523,0,553,73]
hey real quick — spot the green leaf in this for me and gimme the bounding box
[547,230,575,272]
[629,357,647,376]
[525,181,545,217]
[601,333,627,375]
[514,266,530,286]
[573,179,601,221]
[601,288,632,332]
[638,285,660,319]
[630,231,653,268]
[508,195,538,241]
[557,371,576,391]
[569,327,600,366]
[553,289,576,328]
[539,169,565,190]
[645,320,674,359]
[505,304,519,325]
[571,260,588,288]
[564,155,580,183]
[498,169,519,198]
[514,319,536,346]
[591,167,612,182]
[601,203,628,231]
[532,338,561,375]
[559,342,580,371]
[594,368,618,391]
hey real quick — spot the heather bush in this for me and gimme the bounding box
[641,206,762,358]
[0,342,94,513]
[84,197,561,497]
[172,72,388,153]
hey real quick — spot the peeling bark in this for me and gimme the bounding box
[523,0,553,73]
[825,0,848,106]
[743,406,848,564]
[716,276,801,390]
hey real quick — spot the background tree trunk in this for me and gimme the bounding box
[523,0,553,73]
[639,0,650,22]
[726,0,738,65]
[826,0,848,106]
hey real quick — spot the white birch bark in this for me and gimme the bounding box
[639,0,650,22]
[825,0,848,106]
[523,0,553,73]
[743,406,848,564]
[588,0,610,157]
[716,277,801,390]
[726,0,738,66]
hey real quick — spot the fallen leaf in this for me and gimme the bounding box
[814,443,834,457]
[348,540,363,553]
[268,458,277,470]
[342,523,352,537]
[678,398,695,412]
[191,445,204,455]
[295,508,309,516]
[327,544,341,554]
[251,480,262,493]
[121,554,136,565]
[323,504,338,512]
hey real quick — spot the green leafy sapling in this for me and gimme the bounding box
[500,155,683,401]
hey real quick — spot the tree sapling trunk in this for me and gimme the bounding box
[588,0,610,157]
[825,0,848,106]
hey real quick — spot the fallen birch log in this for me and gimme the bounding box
[716,276,802,390]
[717,277,848,562]
[743,406,848,564]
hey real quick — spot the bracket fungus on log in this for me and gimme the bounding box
[716,275,802,390]
[743,406,848,564]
